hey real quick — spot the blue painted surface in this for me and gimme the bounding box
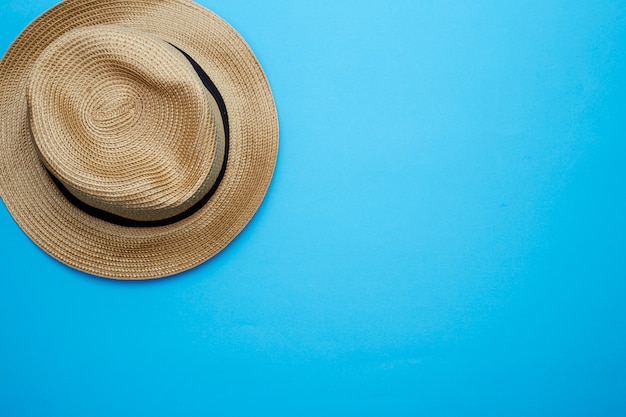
[1,1,625,415]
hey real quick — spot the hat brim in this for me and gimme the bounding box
[0,0,278,279]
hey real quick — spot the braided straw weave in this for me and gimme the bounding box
[0,0,278,279]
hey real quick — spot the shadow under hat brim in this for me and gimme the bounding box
[0,0,279,279]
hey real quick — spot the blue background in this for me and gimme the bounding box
[1,1,625,415]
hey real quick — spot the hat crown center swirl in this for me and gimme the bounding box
[90,91,140,125]
[26,25,226,222]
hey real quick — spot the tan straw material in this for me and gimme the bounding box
[0,0,278,279]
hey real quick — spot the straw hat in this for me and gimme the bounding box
[0,0,278,279]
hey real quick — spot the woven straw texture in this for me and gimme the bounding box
[0,0,279,279]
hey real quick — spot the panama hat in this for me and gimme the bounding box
[0,0,278,279]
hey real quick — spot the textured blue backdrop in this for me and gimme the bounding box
[1,1,625,415]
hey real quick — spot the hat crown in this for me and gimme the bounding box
[27,25,225,222]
